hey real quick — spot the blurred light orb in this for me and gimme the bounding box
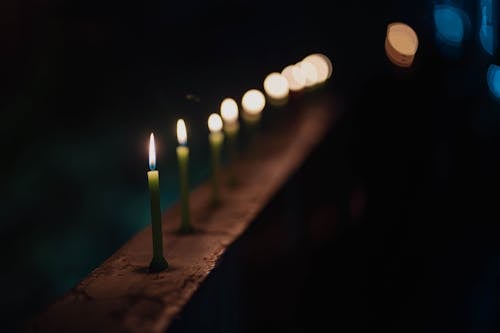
[385,22,419,67]
[303,54,330,84]
[220,98,239,123]
[434,5,465,47]
[487,64,500,99]
[263,72,290,100]
[242,89,266,115]
[299,61,318,87]
[208,113,223,132]
[320,54,333,79]
[281,65,306,91]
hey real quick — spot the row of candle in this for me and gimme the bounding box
[146,53,333,272]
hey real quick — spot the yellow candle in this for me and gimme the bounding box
[263,72,290,107]
[241,89,265,147]
[220,98,239,185]
[176,119,192,233]
[241,89,265,125]
[208,113,224,205]
[147,133,168,272]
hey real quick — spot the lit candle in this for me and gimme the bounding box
[220,98,239,185]
[147,133,168,272]
[263,72,290,107]
[302,53,333,86]
[299,60,319,89]
[176,119,192,233]
[282,64,306,92]
[241,89,266,125]
[241,89,265,147]
[208,113,224,205]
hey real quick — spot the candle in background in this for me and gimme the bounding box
[241,89,265,147]
[220,98,239,185]
[147,133,168,272]
[282,64,307,92]
[208,113,224,205]
[176,119,192,233]
[241,89,266,125]
[263,72,290,107]
[301,54,332,87]
[299,60,319,89]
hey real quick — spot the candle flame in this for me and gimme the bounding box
[177,119,187,145]
[149,133,156,170]
[220,98,239,123]
[241,89,266,115]
[208,113,223,132]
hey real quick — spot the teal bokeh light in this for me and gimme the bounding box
[487,64,500,99]
[479,0,496,56]
[434,4,465,47]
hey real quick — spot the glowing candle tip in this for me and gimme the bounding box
[177,119,187,145]
[220,98,239,123]
[242,89,266,114]
[208,113,223,132]
[149,133,156,170]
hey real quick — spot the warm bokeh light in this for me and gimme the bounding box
[242,89,266,114]
[303,54,330,84]
[149,133,156,170]
[487,64,500,99]
[220,98,239,123]
[263,72,290,100]
[281,65,306,91]
[300,60,318,87]
[176,119,187,145]
[320,54,333,79]
[385,22,419,67]
[208,113,223,132]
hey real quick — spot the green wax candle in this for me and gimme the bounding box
[241,89,265,146]
[176,119,192,233]
[224,123,239,185]
[208,113,224,205]
[220,97,240,186]
[147,133,168,272]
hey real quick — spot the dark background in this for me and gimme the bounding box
[1,0,499,332]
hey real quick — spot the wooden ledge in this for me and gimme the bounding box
[26,94,338,333]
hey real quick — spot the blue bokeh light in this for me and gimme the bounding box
[434,4,465,47]
[487,64,500,99]
[479,0,495,56]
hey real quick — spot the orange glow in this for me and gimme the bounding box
[385,22,418,67]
